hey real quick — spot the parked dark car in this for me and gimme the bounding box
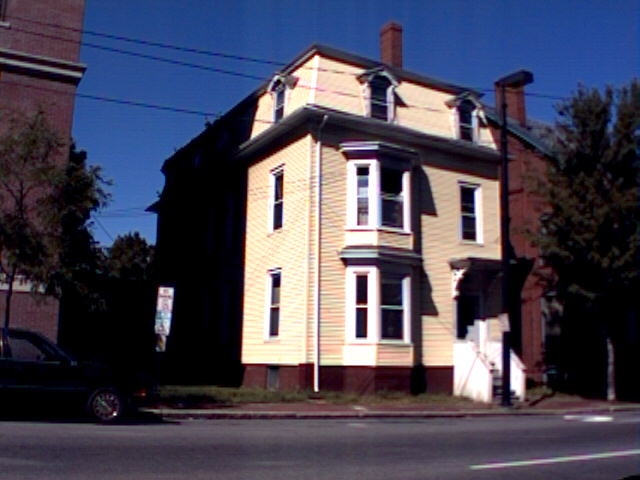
[0,328,152,422]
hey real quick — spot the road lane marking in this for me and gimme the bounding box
[470,449,640,470]
[564,414,614,422]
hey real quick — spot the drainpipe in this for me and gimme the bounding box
[314,114,329,393]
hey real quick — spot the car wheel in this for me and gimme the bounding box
[87,388,123,422]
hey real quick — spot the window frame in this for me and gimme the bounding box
[265,269,282,339]
[459,182,483,243]
[269,166,284,232]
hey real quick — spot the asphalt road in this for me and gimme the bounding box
[0,412,639,479]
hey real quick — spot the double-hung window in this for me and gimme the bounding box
[347,267,410,343]
[460,183,482,243]
[267,270,281,338]
[270,167,284,231]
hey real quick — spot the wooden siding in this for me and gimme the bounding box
[249,52,498,149]
[250,56,318,139]
[242,135,314,365]
[316,143,347,365]
[419,160,500,366]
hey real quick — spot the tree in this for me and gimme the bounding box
[106,232,155,282]
[0,111,63,330]
[47,143,110,302]
[533,80,640,398]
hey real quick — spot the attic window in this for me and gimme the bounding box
[370,75,392,121]
[268,74,298,123]
[272,80,285,122]
[457,99,475,141]
[359,69,399,123]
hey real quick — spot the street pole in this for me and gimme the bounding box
[495,70,533,407]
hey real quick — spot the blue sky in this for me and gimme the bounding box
[72,0,640,246]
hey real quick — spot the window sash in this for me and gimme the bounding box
[369,75,392,121]
[356,167,370,226]
[381,277,404,340]
[271,169,284,230]
[272,81,285,122]
[460,185,479,242]
[355,274,368,338]
[457,100,475,141]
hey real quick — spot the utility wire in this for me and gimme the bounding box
[7,23,568,113]
[9,14,571,106]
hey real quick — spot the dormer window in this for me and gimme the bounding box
[268,74,298,123]
[457,99,475,141]
[359,68,399,123]
[448,94,481,143]
[272,80,285,122]
[370,75,392,121]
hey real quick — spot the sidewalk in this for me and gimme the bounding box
[143,395,640,420]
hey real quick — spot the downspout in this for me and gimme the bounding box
[314,114,329,393]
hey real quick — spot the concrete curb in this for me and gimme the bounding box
[142,404,640,421]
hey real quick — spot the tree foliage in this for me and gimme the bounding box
[47,143,110,298]
[535,80,640,305]
[106,232,154,282]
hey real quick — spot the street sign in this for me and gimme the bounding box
[155,286,174,352]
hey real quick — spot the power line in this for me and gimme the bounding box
[9,13,572,107]
[10,13,285,68]
[92,216,114,243]
[7,23,568,115]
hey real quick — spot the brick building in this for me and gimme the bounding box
[0,0,86,339]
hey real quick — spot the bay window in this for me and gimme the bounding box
[346,266,410,343]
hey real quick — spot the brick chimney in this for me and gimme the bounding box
[496,85,528,127]
[380,21,403,68]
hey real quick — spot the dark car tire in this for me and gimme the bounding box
[87,388,124,422]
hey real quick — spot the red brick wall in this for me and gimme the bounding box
[243,364,453,395]
[0,0,84,341]
[1,0,84,62]
[490,125,548,382]
[0,291,59,340]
